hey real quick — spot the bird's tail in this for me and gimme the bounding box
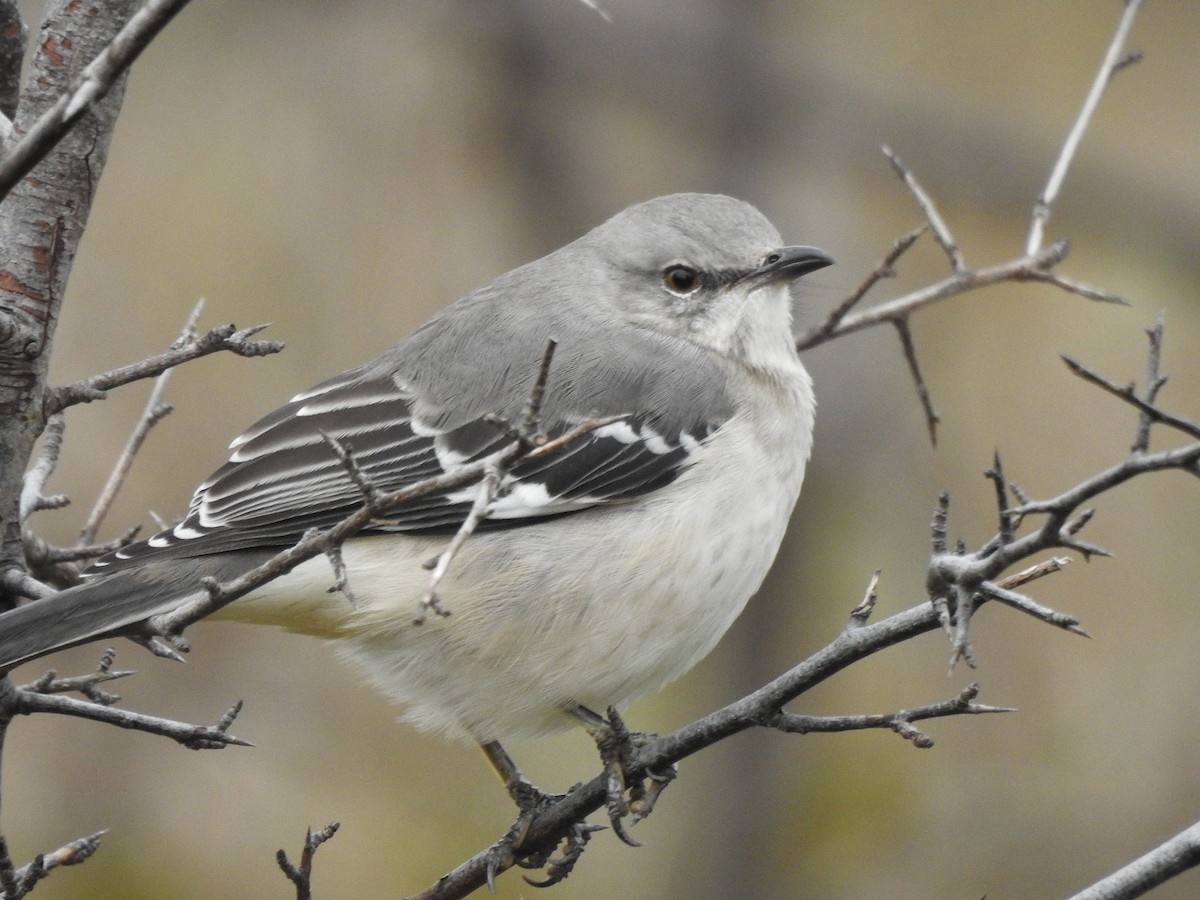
[0,551,275,672]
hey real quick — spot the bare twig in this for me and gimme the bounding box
[883,145,965,272]
[521,338,557,435]
[22,650,132,706]
[0,0,196,203]
[78,302,208,545]
[1068,818,1200,900]
[930,492,949,555]
[18,415,66,522]
[416,458,503,623]
[1026,0,1144,255]
[796,225,925,351]
[47,322,282,414]
[13,689,249,750]
[0,828,106,899]
[995,556,1071,592]
[1021,269,1130,305]
[30,527,138,565]
[322,540,358,607]
[1061,356,1200,442]
[765,684,1012,749]
[847,569,882,625]
[984,451,1015,546]
[276,823,340,900]
[321,434,383,512]
[978,580,1088,637]
[0,569,54,601]
[803,241,1070,347]
[1135,314,1168,452]
[894,317,939,446]
[523,415,625,461]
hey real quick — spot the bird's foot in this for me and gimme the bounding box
[505,776,570,849]
[485,774,600,890]
[512,819,605,889]
[576,705,677,846]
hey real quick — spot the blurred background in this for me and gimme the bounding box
[6,0,1200,897]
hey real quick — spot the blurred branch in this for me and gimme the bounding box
[883,145,964,272]
[276,823,340,900]
[1068,818,1200,900]
[0,0,195,204]
[798,0,1141,444]
[1026,0,1144,255]
[0,2,26,124]
[0,827,105,900]
[797,232,1125,353]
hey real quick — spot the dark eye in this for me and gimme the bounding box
[663,265,700,295]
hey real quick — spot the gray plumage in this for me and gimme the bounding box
[0,193,832,743]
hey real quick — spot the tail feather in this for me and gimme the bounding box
[0,550,275,672]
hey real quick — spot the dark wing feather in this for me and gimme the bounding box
[91,368,724,574]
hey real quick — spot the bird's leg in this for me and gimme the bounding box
[480,739,604,888]
[479,740,566,849]
[568,705,677,846]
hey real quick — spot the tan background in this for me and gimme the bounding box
[6,1,1200,897]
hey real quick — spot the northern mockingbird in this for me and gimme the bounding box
[1,192,831,818]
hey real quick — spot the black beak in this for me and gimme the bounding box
[745,245,835,288]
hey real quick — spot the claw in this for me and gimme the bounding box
[522,822,604,888]
[628,763,677,824]
[571,705,671,845]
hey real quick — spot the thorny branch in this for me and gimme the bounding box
[412,559,1059,897]
[764,683,1012,749]
[883,145,965,272]
[926,326,1200,667]
[46,320,283,415]
[12,681,249,751]
[796,6,1139,438]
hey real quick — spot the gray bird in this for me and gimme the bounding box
[1,192,831,815]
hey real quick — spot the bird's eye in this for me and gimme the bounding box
[663,265,700,295]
